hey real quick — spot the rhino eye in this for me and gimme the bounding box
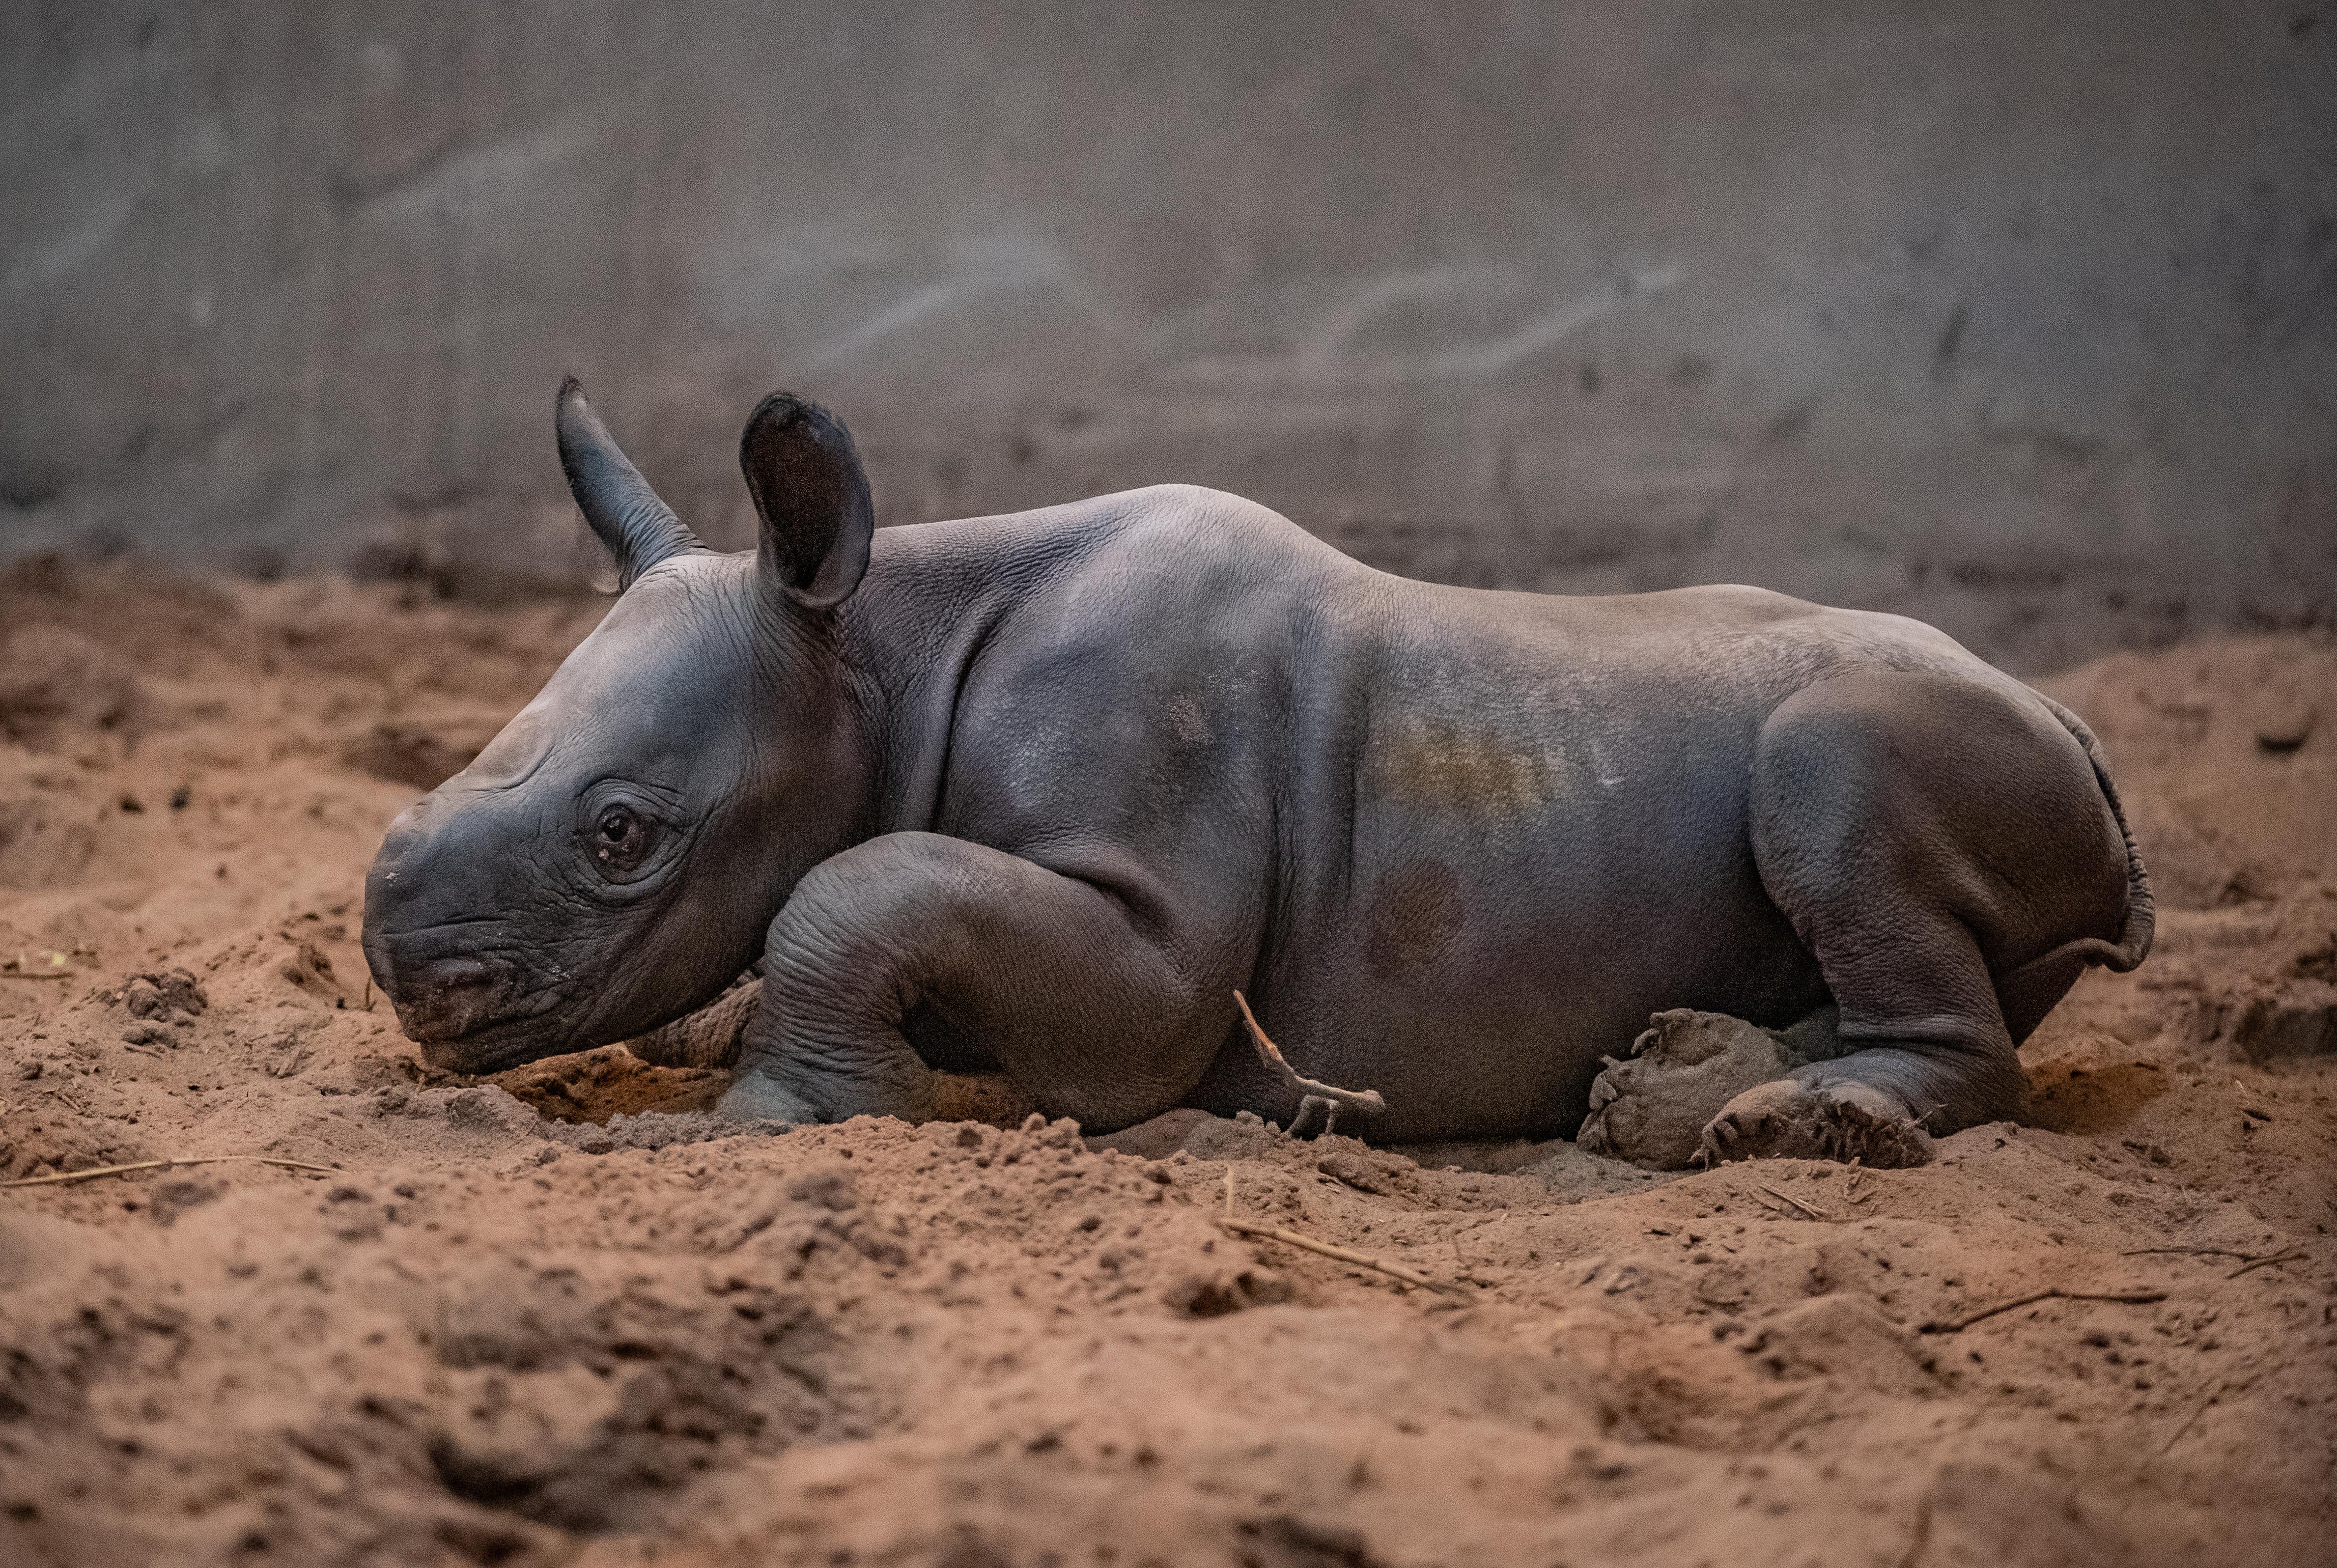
[591,804,655,875]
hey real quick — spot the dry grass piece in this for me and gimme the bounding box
[2160,1384,2228,1455]
[2,1155,339,1189]
[1231,989,1385,1137]
[1758,1183,1829,1219]
[1919,1286,2168,1334]
[1220,1166,1462,1297]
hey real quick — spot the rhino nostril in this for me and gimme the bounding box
[379,953,522,1043]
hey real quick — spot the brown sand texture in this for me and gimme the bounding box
[1,558,2331,1567]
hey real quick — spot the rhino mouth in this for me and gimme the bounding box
[362,930,575,1071]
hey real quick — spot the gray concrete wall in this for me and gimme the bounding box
[4,1,2332,668]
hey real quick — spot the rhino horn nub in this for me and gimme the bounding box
[555,377,703,590]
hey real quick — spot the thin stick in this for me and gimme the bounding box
[362,975,374,1012]
[2225,1248,2304,1280]
[1221,1216,1466,1296]
[2120,1247,2255,1259]
[1759,1184,1828,1219]
[1218,1156,1461,1297]
[1894,1496,1933,1568]
[0,970,74,982]
[2,1155,339,1189]
[2159,1385,2224,1455]
[1919,1287,2168,1334]
[1231,991,1385,1133]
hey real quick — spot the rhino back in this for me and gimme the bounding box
[872,488,2011,1140]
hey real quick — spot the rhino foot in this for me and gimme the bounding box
[716,1069,822,1125]
[1576,1009,1799,1169]
[1696,1078,1934,1169]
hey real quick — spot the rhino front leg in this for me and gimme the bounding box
[720,831,1221,1130]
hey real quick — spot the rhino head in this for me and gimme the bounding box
[361,380,877,1073]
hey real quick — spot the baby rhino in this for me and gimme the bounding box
[361,381,2151,1167]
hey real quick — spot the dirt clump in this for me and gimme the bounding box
[0,564,2330,1567]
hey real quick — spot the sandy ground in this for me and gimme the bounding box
[0,557,2331,1568]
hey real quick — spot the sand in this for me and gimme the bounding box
[0,556,2330,1567]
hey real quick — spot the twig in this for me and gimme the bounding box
[1231,990,1385,1138]
[2120,1247,2254,1260]
[2159,1385,2225,1455]
[1221,1216,1466,1297]
[1759,1184,1828,1219]
[2226,1248,2304,1280]
[362,975,375,1012]
[2,1155,339,1189]
[1895,1496,1933,1568]
[0,970,74,982]
[1218,1159,1461,1297]
[1919,1287,2169,1334]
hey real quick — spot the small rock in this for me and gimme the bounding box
[1317,1150,1391,1194]
[788,1169,857,1210]
[123,969,207,1019]
[2232,983,2337,1061]
[148,1179,220,1227]
[122,1023,170,1047]
[278,941,334,989]
[1165,1268,1291,1317]
[2256,707,2317,754]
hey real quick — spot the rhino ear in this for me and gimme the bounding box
[739,391,872,610]
[555,378,703,590]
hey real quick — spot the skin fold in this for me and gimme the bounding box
[361,383,2152,1162]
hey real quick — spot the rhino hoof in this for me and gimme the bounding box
[1696,1078,1934,1169]
[717,1072,820,1125]
[1576,1010,1797,1169]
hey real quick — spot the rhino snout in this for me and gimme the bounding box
[362,935,537,1065]
[397,955,511,1040]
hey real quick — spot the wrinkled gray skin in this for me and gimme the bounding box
[362,381,2153,1160]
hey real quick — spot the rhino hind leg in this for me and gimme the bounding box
[1698,670,2138,1166]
